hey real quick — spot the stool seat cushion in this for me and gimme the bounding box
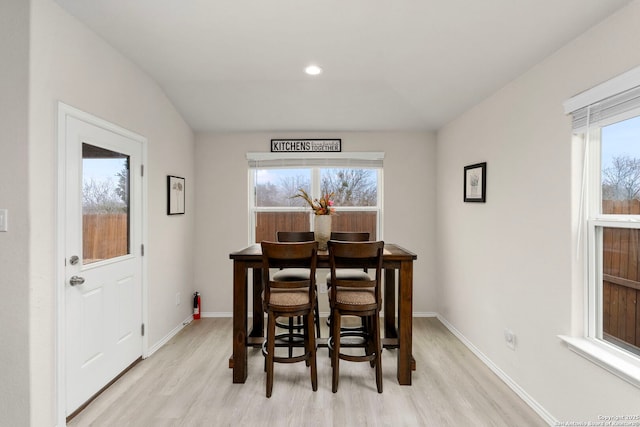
[265,289,310,306]
[335,288,375,305]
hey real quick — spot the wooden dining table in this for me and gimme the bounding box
[228,243,417,385]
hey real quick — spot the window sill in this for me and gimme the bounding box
[558,335,640,389]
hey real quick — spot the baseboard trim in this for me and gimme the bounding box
[436,315,557,426]
[146,314,194,357]
[413,311,438,317]
[201,311,233,318]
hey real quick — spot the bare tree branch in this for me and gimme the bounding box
[603,155,640,200]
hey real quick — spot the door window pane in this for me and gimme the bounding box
[82,143,130,264]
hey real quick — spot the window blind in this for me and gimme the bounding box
[565,65,640,132]
[569,85,640,131]
[247,152,384,168]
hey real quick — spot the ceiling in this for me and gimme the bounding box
[54,0,631,133]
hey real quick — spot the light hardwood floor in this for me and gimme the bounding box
[68,317,547,426]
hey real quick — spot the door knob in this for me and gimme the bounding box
[69,275,85,286]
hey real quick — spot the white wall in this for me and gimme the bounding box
[437,0,640,422]
[28,0,195,424]
[0,1,31,425]
[194,132,436,316]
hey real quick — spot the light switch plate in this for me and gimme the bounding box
[0,209,7,232]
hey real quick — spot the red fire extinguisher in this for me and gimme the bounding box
[193,292,201,320]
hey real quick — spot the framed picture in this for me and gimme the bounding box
[167,175,185,215]
[464,162,486,203]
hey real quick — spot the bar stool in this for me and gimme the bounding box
[261,240,318,398]
[326,232,371,338]
[328,240,384,393]
[274,231,321,340]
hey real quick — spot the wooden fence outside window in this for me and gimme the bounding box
[83,213,128,263]
[255,211,377,243]
[602,200,640,352]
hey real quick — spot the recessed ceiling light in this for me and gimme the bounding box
[305,65,323,76]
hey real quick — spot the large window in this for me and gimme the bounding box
[588,114,640,355]
[248,153,383,243]
[564,67,640,387]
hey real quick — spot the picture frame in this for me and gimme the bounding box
[463,162,486,203]
[167,175,185,215]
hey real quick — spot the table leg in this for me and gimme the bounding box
[232,261,248,383]
[397,260,413,385]
[249,268,264,337]
[384,268,397,339]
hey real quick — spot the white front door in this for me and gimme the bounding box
[62,110,144,415]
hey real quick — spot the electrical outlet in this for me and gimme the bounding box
[318,282,328,294]
[504,328,516,350]
[176,292,181,306]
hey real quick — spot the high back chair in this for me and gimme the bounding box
[274,231,320,339]
[328,240,384,393]
[326,232,371,335]
[261,241,318,398]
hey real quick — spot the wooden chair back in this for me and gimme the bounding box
[277,231,315,242]
[261,241,318,308]
[327,240,384,306]
[329,231,371,273]
[330,231,370,242]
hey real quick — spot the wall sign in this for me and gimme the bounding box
[270,139,341,153]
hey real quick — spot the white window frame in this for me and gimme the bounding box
[561,66,640,388]
[247,152,384,245]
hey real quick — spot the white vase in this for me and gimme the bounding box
[314,215,332,250]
